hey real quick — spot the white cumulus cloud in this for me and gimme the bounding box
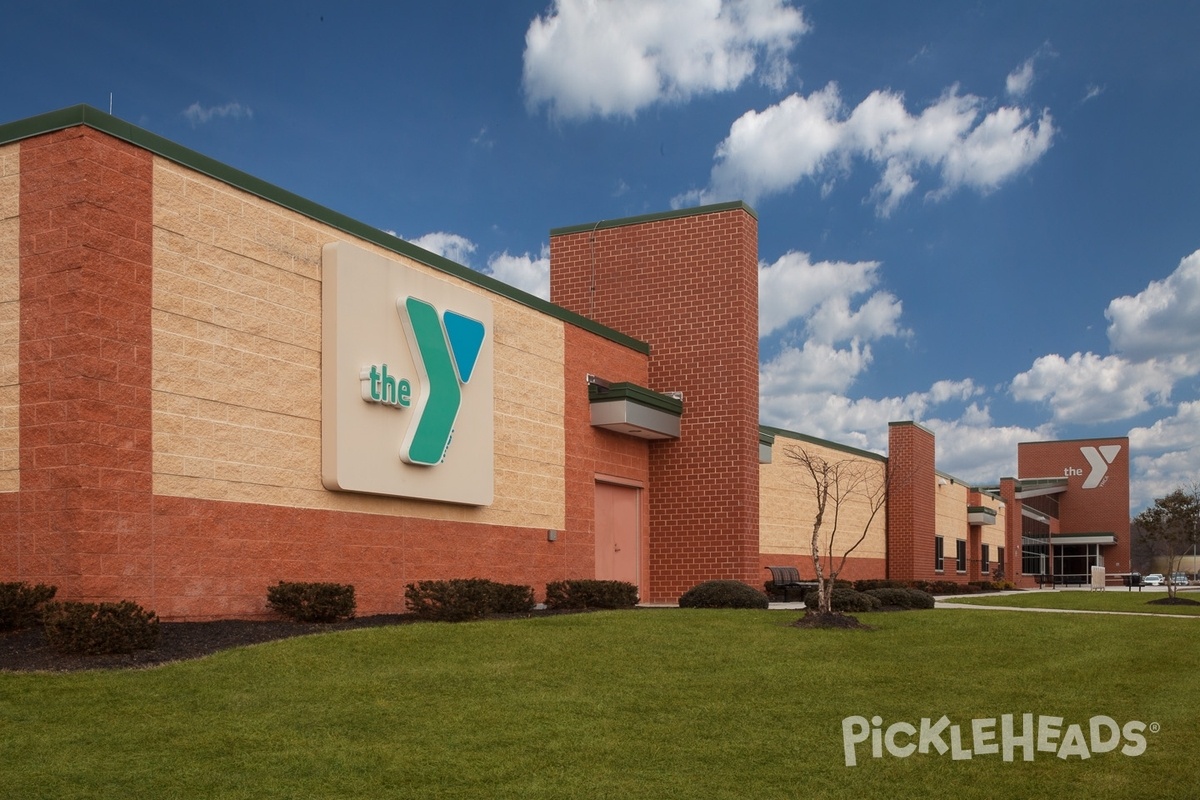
[759,248,915,437]
[690,81,1054,215]
[1106,249,1200,369]
[758,250,892,338]
[1010,249,1200,428]
[755,251,1015,485]
[761,339,874,396]
[405,232,550,299]
[522,0,809,120]
[1010,352,1177,424]
[1005,58,1036,98]
[1129,400,1200,508]
[182,101,253,126]
[487,247,551,299]
[921,411,1053,485]
[760,378,988,460]
[409,232,479,266]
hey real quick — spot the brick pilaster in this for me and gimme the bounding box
[17,127,154,602]
[550,205,760,601]
[886,421,936,582]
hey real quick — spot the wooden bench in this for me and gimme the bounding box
[764,566,819,602]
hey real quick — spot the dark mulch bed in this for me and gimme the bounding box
[790,610,875,630]
[1,608,607,673]
[1147,596,1200,606]
[0,614,422,673]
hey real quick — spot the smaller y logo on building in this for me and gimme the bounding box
[1079,445,1121,489]
[398,296,485,466]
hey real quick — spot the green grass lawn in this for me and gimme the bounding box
[2,608,1197,799]
[943,589,1200,615]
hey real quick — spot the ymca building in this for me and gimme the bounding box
[0,107,1131,618]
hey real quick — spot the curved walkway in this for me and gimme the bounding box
[935,589,1200,619]
[766,589,1200,619]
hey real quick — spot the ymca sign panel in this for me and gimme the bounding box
[321,242,494,505]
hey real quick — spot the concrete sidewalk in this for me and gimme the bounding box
[764,587,1200,619]
[934,589,1200,619]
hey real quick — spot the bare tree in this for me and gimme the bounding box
[1133,484,1200,600]
[785,446,889,616]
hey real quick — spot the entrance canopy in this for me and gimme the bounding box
[1022,533,1118,546]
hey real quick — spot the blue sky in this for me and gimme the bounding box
[6,1,1199,510]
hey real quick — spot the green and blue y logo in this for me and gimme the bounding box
[398,296,486,466]
[323,240,493,504]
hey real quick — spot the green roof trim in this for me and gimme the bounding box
[759,425,887,463]
[1022,532,1119,546]
[759,430,776,446]
[588,382,683,416]
[0,105,649,356]
[549,200,757,237]
[1017,477,1069,489]
[1020,436,1128,447]
[888,419,936,436]
[967,506,998,516]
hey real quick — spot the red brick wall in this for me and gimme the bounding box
[885,422,937,582]
[999,478,1037,587]
[1018,438,1132,574]
[3,124,656,619]
[15,127,155,601]
[148,497,585,619]
[551,207,761,602]
[967,526,982,582]
[0,494,18,578]
[562,325,652,592]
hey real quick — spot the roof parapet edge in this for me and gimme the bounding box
[549,200,757,237]
[759,424,886,463]
[0,105,649,355]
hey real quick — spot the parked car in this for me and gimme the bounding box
[1169,573,1190,587]
[1143,573,1165,586]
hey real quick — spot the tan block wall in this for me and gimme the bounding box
[151,159,565,529]
[0,143,18,492]
[935,478,969,571]
[978,496,1007,554]
[760,434,887,561]
[936,482,1007,576]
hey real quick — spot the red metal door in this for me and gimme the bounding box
[595,481,639,585]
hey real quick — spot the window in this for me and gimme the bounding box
[998,547,1005,575]
[1022,541,1047,576]
[955,539,967,573]
[981,544,990,574]
[935,536,944,572]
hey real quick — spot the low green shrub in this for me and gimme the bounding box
[405,579,535,622]
[853,579,907,592]
[42,600,159,655]
[679,580,769,609]
[969,580,1018,591]
[544,579,639,610]
[485,581,538,614]
[0,581,57,631]
[863,587,936,610]
[803,587,883,613]
[909,580,982,596]
[267,581,357,623]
